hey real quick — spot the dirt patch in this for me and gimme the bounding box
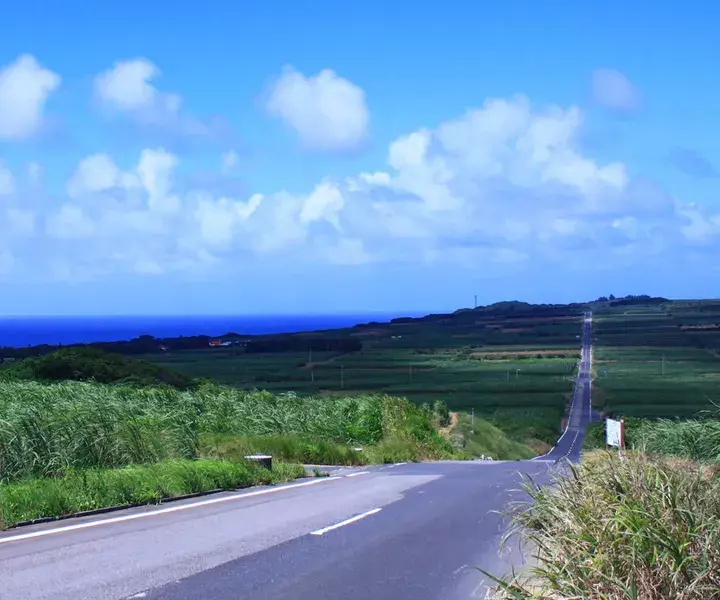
[438,411,459,440]
[526,438,553,455]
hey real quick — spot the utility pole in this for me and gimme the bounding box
[474,295,477,309]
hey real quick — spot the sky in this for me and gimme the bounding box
[0,0,719,315]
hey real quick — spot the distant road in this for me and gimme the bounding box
[0,314,593,600]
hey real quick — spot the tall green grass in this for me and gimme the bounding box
[487,451,720,600]
[635,417,720,461]
[0,380,453,484]
[0,459,306,528]
[584,413,720,462]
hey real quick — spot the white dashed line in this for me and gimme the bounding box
[310,508,382,535]
[0,476,343,546]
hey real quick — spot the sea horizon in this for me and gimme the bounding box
[0,312,434,348]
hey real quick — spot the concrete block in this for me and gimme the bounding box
[244,454,273,471]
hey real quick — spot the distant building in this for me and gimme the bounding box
[209,340,232,347]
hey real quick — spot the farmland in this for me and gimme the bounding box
[144,302,587,450]
[591,299,720,419]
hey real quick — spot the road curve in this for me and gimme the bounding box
[0,314,593,600]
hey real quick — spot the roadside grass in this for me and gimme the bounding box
[0,459,306,529]
[486,450,720,600]
[450,412,536,460]
[635,416,720,461]
[201,434,365,466]
[0,380,463,485]
[142,310,583,452]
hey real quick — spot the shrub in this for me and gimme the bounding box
[486,451,720,600]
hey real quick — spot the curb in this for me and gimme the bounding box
[4,476,316,531]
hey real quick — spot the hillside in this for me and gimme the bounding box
[0,347,195,390]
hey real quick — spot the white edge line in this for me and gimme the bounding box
[344,470,370,477]
[532,313,590,461]
[0,476,343,545]
[310,508,382,535]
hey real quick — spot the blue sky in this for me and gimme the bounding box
[0,1,719,315]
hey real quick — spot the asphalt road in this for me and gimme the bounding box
[0,314,593,600]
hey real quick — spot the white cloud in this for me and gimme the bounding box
[93,59,213,137]
[299,180,344,228]
[66,148,179,212]
[266,66,369,151]
[136,149,180,212]
[591,68,641,112]
[46,205,96,239]
[0,162,15,195]
[67,154,124,198]
[94,59,161,111]
[221,150,239,175]
[0,55,60,140]
[7,209,35,236]
[7,94,720,282]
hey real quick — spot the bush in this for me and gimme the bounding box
[0,459,306,528]
[636,417,720,461]
[0,347,194,389]
[0,380,454,483]
[486,451,720,600]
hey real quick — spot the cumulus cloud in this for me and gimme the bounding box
[220,149,239,175]
[0,54,60,140]
[6,94,720,282]
[93,59,222,138]
[0,161,14,195]
[591,68,641,112]
[266,66,369,151]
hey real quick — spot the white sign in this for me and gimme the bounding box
[606,418,623,447]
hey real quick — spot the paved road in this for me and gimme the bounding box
[0,314,593,600]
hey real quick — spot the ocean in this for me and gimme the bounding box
[0,314,425,348]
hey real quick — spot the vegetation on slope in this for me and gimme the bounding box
[488,451,720,600]
[0,347,195,389]
[585,412,720,462]
[0,379,457,485]
[0,377,463,526]
[449,412,535,460]
[0,460,306,529]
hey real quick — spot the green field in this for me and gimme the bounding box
[143,304,586,449]
[591,300,720,418]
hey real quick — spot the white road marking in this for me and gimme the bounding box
[344,470,370,477]
[395,462,407,466]
[0,476,343,546]
[310,508,382,536]
[452,564,467,575]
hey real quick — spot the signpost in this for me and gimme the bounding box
[605,418,625,455]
